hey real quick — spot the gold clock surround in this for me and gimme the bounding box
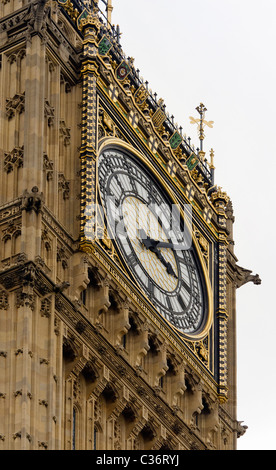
[95,138,213,342]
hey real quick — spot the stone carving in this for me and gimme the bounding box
[39,399,48,407]
[58,173,70,200]
[22,187,43,213]
[0,288,9,310]
[59,120,71,146]
[43,154,54,181]
[40,297,51,318]
[236,421,248,438]
[16,288,34,310]
[38,441,48,449]
[44,100,55,126]
[5,93,25,119]
[234,265,262,288]
[24,0,50,33]
[4,147,24,173]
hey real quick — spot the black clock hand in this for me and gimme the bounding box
[165,260,178,278]
[155,249,178,279]
[156,241,187,251]
[139,230,186,252]
[139,230,172,250]
[148,245,178,279]
[138,229,158,249]
[138,230,177,278]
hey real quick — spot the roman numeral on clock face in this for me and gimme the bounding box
[129,252,138,266]
[181,279,191,294]
[148,278,154,295]
[166,297,172,310]
[177,294,187,311]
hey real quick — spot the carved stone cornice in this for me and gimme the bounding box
[0,199,22,224]
[0,259,53,297]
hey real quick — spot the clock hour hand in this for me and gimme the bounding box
[138,230,177,278]
[165,260,178,278]
[138,229,158,249]
[152,246,178,279]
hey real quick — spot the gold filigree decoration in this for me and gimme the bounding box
[98,106,127,142]
[194,230,209,268]
[186,336,209,368]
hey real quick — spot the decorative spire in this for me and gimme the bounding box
[106,0,113,24]
[209,148,215,184]
[189,103,214,152]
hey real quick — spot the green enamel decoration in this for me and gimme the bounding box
[98,36,113,56]
[77,9,89,29]
[186,153,199,170]
[169,131,182,150]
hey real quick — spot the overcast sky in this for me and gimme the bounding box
[112,0,276,450]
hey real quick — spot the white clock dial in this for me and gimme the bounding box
[121,196,178,292]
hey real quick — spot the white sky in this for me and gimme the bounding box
[112,0,276,450]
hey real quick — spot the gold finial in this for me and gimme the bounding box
[209,148,215,169]
[189,103,214,152]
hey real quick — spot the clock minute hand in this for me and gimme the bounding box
[156,241,187,251]
[139,230,186,251]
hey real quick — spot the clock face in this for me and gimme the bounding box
[98,148,207,336]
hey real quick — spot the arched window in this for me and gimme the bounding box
[80,289,87,306]
[122,333,127,349]
[3,235,12,260]
[192,411,199,430]
[13,231,21,254]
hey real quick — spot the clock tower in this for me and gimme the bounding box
[0,0,261,450]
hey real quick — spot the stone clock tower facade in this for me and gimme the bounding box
[0,0,260,450]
